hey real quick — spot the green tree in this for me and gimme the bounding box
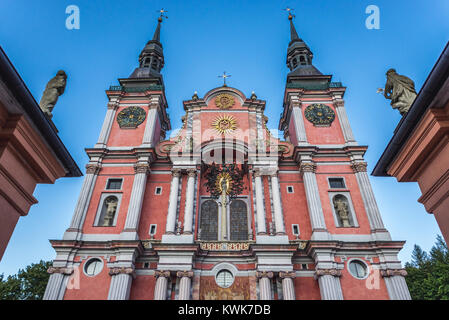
[0,260,51,300]
[405,235,449,300]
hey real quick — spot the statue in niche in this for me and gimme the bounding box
[39,70,67,118]
[333,196,351,228]
[102,197,118,226]
[378,68,417,116]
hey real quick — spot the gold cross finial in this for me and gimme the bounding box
[218,71,231,87]
[157,8,168,21]
[284,7,295,20]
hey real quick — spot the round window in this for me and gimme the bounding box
[215,270,234,288]
[84,258,103,277]
[348,260,368,279]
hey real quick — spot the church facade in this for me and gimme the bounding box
[43,14,411,300]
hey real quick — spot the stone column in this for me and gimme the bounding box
[95,101,119,148]
[254,170,267,235]
[43,267,73,300]
[279,271,296,300]
[177,271,194,300]
[333,99,356,144]
[352,162,386,232]
[300,162,328,239]
[154,270,171,300]
[270,172,286,234]
[64,163,100,240]
[122,163,150,237]
[165,169,181,234]
[256,271,273,300]
[381,269,411,300]
[314,269,344,300]
[107,267,134,300]
[183,170,197,234]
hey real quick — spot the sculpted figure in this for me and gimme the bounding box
[102,197,118,226]
[39,70,67,117]
[382,68,417,116]
[334,198,351,227]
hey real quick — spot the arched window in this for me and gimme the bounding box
[230,200,248,241]
[200,200,218,240]
[299,55,306,65]
[332,194,354,227]
[99,196,118,227]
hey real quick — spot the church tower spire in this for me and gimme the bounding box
[286,11,321,77]
[129,11,167,84]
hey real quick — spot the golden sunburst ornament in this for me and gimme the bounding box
[212,114,238,135]
[215,94,235,109]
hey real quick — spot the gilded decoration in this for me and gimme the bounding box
[304,103,335,126]
[200,276,250,300]
[212,114,238,135]
[116,106,146,128]
[199,242,250,251]
[215,93,235,109]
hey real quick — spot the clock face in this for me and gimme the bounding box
[304,104,335,126]
[116,106,146,128]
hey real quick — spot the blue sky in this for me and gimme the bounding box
[0,0,448,276]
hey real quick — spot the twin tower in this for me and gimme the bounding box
[43,13,411,300]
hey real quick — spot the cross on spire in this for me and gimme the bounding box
[284,7,295,20]
[157,8,168,21]
[218,71,231,87]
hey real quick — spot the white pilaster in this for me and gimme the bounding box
[315,269,344,300]
[142,108,158,146]
[382,269,411,300]
[43,267,73,300]
[165,169,181,234]
[257,271,273,300]
[95,101,118,148]
[64,163,100,241]
[352,162,390,239]
[177,271,193,300]
[333,99,356,144]
[107,268,134,300]
[154,271,171,300]
[183,170,196,234]
[292,105,308,144]
[279,271,296,300]
[254,170,267,235]
[300,162,329,240]
[270,173,285,234]
[122,163,150,239]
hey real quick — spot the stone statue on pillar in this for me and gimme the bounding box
[39,70,67,118]
[378,68,417,116]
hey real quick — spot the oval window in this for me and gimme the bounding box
[84,258,103,277]
[348,260,368,279]
[215,270,234,288]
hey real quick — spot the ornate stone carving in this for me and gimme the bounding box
[172,169,182,177]
[109,267,135,277]
[333,99,345,108]
[212,114,238,134]
[351,162,368,173]
[86,163,101,175]
[380,269,408,277]
[256,271,274,279]
[47,267,73,275]
[154,270,171,278]
[107,101,120,110]
[381,69,417,116]
[176,271,194,278]
[102,196,118,226]
[333,196,352,228]
[39,70,67,117]
[215,93,235,109]
[314,268,342,279]
[300,162,317,173]
[187,169,197,178]
[253,169,262,178]
[279,271,296,279]
[134,163,150,174]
